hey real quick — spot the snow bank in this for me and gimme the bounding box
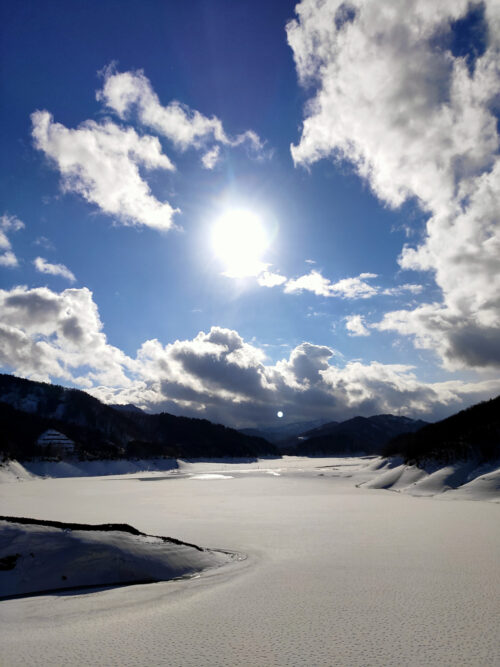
[0,460,37,483]
[0,458,178,482]
[358,457,500,501]
[440,466,500,501]
[0,518,236,598]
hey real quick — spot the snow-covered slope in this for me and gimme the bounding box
[359,457,500,501]
[0,518,236,598]
[0,458,180,481]
[0,461,37,483]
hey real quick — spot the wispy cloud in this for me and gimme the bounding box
[33,236,55,251]
[33,257,76,283]
[0,213,24,268]
[201,145,221,170]
[284,270,377,299]
[382,284,423,296]
[97,66,266,157]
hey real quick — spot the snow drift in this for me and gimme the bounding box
[359,458,500,501]
[0,517,237,598]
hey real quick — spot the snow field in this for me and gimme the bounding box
[0,457,498,666]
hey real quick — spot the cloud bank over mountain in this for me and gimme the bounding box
[1,285,498,427]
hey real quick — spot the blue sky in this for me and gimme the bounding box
[1,0,500,427]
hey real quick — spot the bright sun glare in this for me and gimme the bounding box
[212,209,268,277]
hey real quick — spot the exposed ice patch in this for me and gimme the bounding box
[189,474,234,480]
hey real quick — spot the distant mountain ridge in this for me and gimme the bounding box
[0,374,277,461]
[2,373,497,465]
[239,419,329,444]
[285,414,428,455]
[383,396,500,463]
[110,404,145,415]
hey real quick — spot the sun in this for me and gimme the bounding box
[211,209,269,277]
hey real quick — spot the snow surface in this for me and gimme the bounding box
[359,457,500,502]
[0,519,234,598]
[3,455,499,501]
[0,457,499,666]
[14,457,178,479]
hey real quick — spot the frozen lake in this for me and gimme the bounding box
[1,457,499,666]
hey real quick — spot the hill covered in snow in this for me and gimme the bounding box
[0,516,236,598]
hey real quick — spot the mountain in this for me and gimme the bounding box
[383,396,500,463]
[0,374,278,461]
[110,404,145,414]
[286,414,428,455]
[239,419,329,445]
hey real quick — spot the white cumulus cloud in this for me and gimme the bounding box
[345,314,370,337]
[257,271,287,288]
[287,0,500,369]
[31,111,178,231]
[0,285,134,386]
[33,257,76,283]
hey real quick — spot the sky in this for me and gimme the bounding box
[1,0,500,428]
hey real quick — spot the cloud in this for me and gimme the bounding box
[1,285,498,427]
[284,270,377,298]
[288,0,497,209]
[33,257,76,283]
[0,214,24,268]
[31,111,178,230]
[376,303,500,370]
[382,284,423,296]
[249,266,422,300]
[257,271,287,287]
[33,236,55,251]
[287,0,500,369]
[345,314,370,337]
[0,252,18,268]
[103,330,478,426]
[201,146,221,170]
[97,66,265,155]
[0,285,133,386]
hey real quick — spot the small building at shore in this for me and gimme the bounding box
[36,430,75,456]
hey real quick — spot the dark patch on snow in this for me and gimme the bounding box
[0,553,21,570]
